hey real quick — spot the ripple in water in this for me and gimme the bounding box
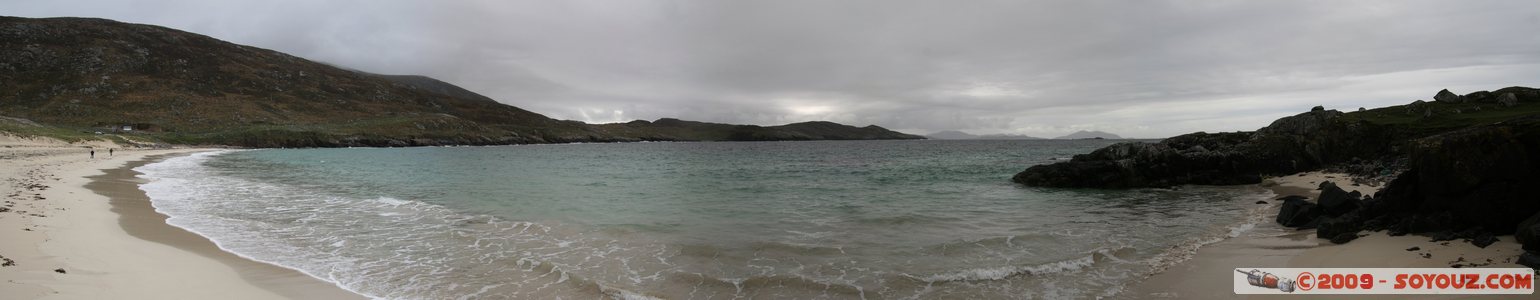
[138,141,1271,299]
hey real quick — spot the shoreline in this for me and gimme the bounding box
[0,147,363,299]
[1122,172,1530,299]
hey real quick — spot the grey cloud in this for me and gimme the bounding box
[6,0,1539,138]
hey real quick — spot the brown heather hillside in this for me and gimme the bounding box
[0,16,615,146]
[0,16,921,147]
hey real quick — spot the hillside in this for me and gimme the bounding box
[1013,86,1540,266]
[925,130,1043,140]
[0,16,920,147]
[1015,86,1540,188]
[592,119,923,141]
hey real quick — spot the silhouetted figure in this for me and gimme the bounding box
[90,149,95,159]
[109,148,114,157]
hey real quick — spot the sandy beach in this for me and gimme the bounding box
[0,138,363,299]
[1124,172,1532,299]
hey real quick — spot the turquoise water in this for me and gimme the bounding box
[137,140,1271,299]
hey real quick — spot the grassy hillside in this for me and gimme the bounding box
[0,16,921,147]
[1344,87,1540,135]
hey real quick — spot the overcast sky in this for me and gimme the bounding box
[8,0,1540,137]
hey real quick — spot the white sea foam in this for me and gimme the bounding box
[133,146,1282,300]
[136,151,671,299]
[912,254,1097,282]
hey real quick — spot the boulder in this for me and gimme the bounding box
[1318,214,1363,241]
[1472,233,1498,248]
[1330,232,1360,244]
[1498,93,1519,107]
[1520,252,1540,270]
[1464,91,1494,103]
[1278,197,1322,228]
[1434,89,1462,103]
[1316,184,1362,217]
[1519,212,1540,251]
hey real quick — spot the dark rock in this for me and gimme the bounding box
[1520,252,1540,269]
[1472,234,1498,248]
[1330,232,1360,244]
[1422,253,1432,259]
[1256,201,1268,204]
[1385,117,1540,233]
[1434,89,1462,103]
[54,268,65,274]
[1464,91,1494,103]
[1016,108,1394,188]
[1518,212,1540,251]
[1406,246,1420,251]
[1428,229,1458,242]
[1316,184,1361,217]
[1277,197,1322,227]
[1312,105,1325,112]
[1498,93,1519,107]
[1318,214,1362,240]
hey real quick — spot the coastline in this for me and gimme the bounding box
[1123,172,1530,299]
[0,146,363,299]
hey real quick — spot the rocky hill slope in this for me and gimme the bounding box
[0,16,920,147]
[1015,87,1540,188]
[1014,86,1540,267]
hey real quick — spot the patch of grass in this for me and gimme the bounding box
[0,119,109,143]
[1344,100,1540,135]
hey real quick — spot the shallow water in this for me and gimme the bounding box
[137,140,1271,299]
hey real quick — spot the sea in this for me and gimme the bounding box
[135,140,1274,299]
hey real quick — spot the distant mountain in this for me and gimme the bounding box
[927,130,1043,140]
[0,16,920,147]
[926,130,978,139]
[1054,130,1123,139]
[594,119,924,141]
[977,134,1044,140]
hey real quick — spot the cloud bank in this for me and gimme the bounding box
[7,0,1540,137]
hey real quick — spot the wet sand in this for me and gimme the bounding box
[0,146,364,299]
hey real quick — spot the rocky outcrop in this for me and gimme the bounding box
[1361,116,1540,234]
[1435,89,1462,103]
[1014,109,1395,188]
[1316,182,1363,217]
[1015,86,1540,189]
[1011,131,1260,187]
[1265,116,1540,261]
[1276,195,1321,227]
[1500,93,1519,107]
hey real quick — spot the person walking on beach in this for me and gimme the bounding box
[90,148,95,159]
[109,148,114,157]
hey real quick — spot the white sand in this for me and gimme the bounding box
[1123,172,1532,299]
[0,144,363,299]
